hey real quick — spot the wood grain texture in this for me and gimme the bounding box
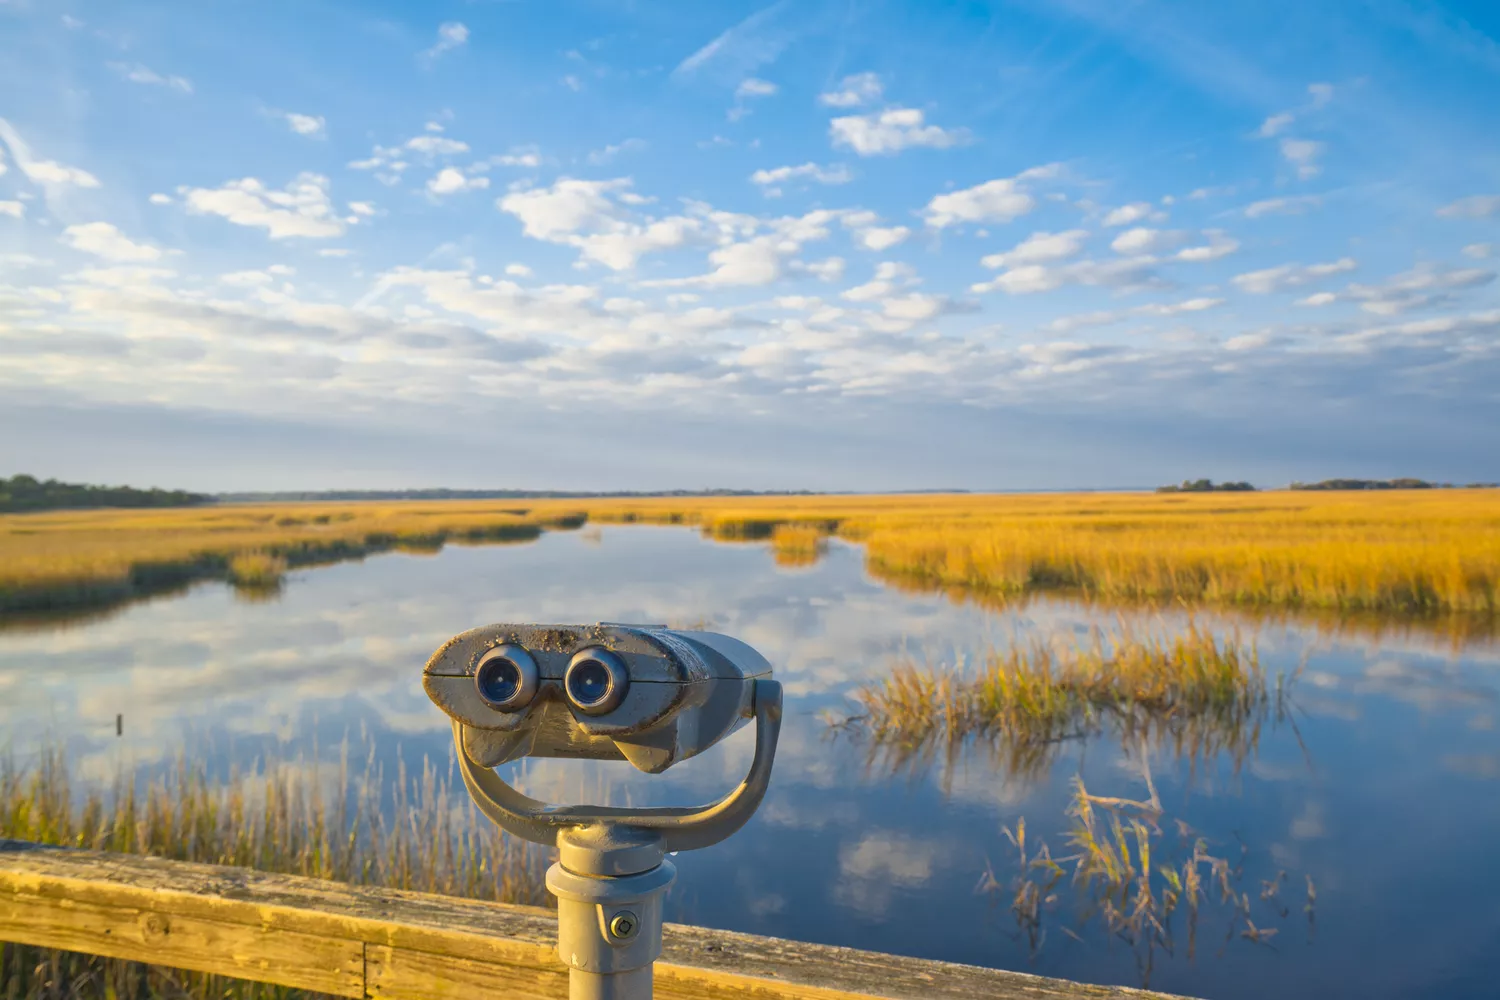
[0,840,1191,1000]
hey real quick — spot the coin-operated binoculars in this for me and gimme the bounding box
[424,623,782,1000]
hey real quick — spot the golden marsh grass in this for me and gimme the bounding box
[3,490,1497,624]
[0,741,548,1000]
[845,625,1295,786]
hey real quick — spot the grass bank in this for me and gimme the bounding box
[0,502,585,613]
[0,742,548,1000]
[3,489,1497,622]
[576,490,1500,618]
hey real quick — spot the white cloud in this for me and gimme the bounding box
[855,225,910,251]
[405,135,470,158]
[1437,195,1500,219]
[284,113,326,138]
[973,256,1160,296]
[1297,292,1337,306]
[1308,82,1334,106]
[0,200,24,218]
[108,62,193,94]
[749,162,852,190]
[1257,112,1294,138]
[1280,137,1324,179]
[317,248,352,258]
[980,230,1088,269]
[1244,195,1322,218]
[1175,230,1240,262]
[1464,243,1493,259]
[587,140,644,165]
[61,222,163,262]
[181,173,345,239]
[1343,263,1494,315]
[830,108,968,156]
[497,177,702,271]
[1102,202,1153,226]
[818,72,883,108]
[421,22,469,63]
[0,118,102,198]
[923,166,1059,229]
[1232,257,1356,294]
[427,167,490,196]
[735,77,778,98]
[505,263,533,277]
[1110,227,1189,255]
[347,201,376,217]
[148,193,172,205]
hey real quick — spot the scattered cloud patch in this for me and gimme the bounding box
[148,192,172,205]
[924,165,1058,229]
[427,167,490,196]
[421,22,469,63]
[1343,263,1494,315]
[1244,195,1322,218]
[1110,227,1189,255]
[1232,257,1356,294]
[108,62,193,94]
[61,222,162,261]
[1257,113,1293,138]
[588,139,645,165]
[284,113,327,138]
[1437,195,1500,219]
[830,108,969,156]
[981,230,1089,269]
[749,161,851,195]
[1280,137,1324,178]
[1175,230,1240,262]
[1464,243,1493,259]
[0,119,102,200]
[1103,202,1156,227]
[180,173,346,239]
[818,72,882,108]
[735,77,778,98]
[0,200,24,218]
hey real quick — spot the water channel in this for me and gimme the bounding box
[2,524,1498,999]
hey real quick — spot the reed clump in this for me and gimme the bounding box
[980,777,1311,985]
[227,550,287,590]
[850,625,1289,783]
[769,524,829,567]
[0,742,549,1000]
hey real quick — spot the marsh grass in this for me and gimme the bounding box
[979,778,1316,986]
[227,551,287,592]
[769,524,829,567]
[579,490,1500,621]
[0,741,549,1000]
[0,503,568,614]
[848,625,1294,786]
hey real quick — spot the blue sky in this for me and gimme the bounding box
[1,0,1498,490]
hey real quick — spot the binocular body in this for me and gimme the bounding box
[423,622,772,774]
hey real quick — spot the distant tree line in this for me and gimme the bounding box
[1156,479,1257,493]
[1157,477,1497,494]
[0,474,213,513]
[1288,479,1498,490]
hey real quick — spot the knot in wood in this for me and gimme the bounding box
[139,912,171,941]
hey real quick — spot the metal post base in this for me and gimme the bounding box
[546,826,676,1000]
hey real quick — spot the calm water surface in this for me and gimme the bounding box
[3,525,1499,999]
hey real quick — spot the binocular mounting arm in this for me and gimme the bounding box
[454,678,783,857]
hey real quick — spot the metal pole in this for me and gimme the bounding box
[546,826,676,1000]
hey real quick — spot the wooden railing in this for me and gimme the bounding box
[0,840,1186,999]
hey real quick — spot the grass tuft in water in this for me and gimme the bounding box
[850,624,1293,784]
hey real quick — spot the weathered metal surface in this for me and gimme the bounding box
[0,841,1192,999]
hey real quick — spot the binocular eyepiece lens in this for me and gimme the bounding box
[565,648,628,715]
[474,645,538,711]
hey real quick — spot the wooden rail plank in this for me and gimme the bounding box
[0,841,1188,1000]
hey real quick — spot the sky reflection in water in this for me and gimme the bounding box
[2,525,1498,1000]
